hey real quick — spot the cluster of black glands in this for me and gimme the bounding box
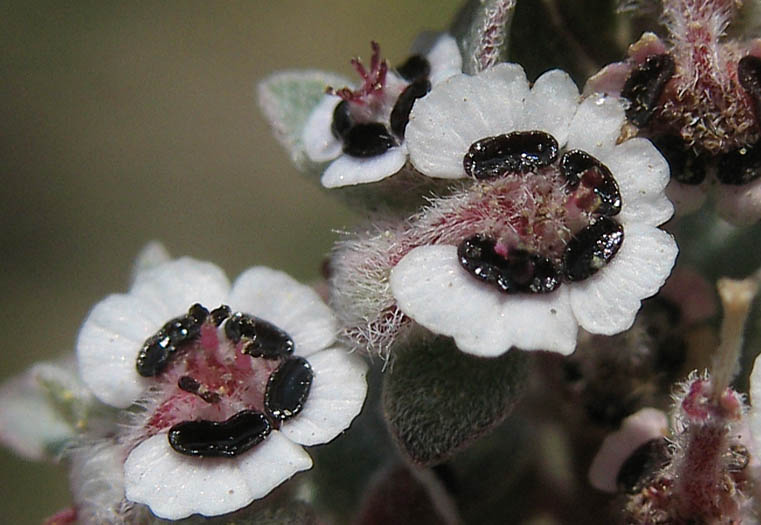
[136,303,313,458]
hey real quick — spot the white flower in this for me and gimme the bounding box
[389,63,678,356]
[76,258,368,520]
[302,34,462,188]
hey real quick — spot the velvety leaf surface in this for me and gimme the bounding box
[383,337,529,465]
[258,71,349,170]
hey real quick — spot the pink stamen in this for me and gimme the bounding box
[329,41,389,105]
[494,242,509,258]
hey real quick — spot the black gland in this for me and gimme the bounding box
[458,235,561,294]
[168,410,271,458]
[716,143,761,185]
[738,55,761,121]
[563,218,624,281]
[177,375,221,404]
[560,150,622,216]
[265,356,314,422]
[396,54,431,82]
[463,131,559,179]
[621,54,675,127]
[616,438,670,494]
[652,135,706,185]
[224,313,295,359]
[331,100,353,140]
[342,123,397,157]
[209,304,232,326]
[136,303,209,377]
[390,78,431,138]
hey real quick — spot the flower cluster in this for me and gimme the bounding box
[9,1,761,523]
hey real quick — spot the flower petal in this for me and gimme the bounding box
[302,94,343,163]
[424,34,463,85]
[76,294,163,408]
[280,348,368,446]
[569,223,678,335]
[228,267,337,356]
[406,63,530,178]
[598,137,674,226]
[714,177,761,225]
[124,430,312,520]
[131,257,231,321]
[523,69,579,146]
[320,146,407,188]
[390,245,578,356]
[565,93,625,158]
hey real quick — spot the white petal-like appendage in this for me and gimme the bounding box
[523,69,579,146]
[425,34,463,85]
[749,353,761,459]
[302,95,343,163]
[600,138,674,226]
[406,63,530,179]
[131,240,171,285]
[281,348,368,446]
[588,408,668,492]
[228,267,337,356]
[565,94,625,158]
[569,223,678,335]
[320,146,407,188]
[715,177,761,226]
[124,431,312,520]
[390,245,578,356]
[76,294,164,408]
[131,258,230,321]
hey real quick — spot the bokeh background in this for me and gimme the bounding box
[0,1,462,522]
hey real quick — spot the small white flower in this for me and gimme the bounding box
[302,34,462,188]
[389,63,678,356]
[76,258,367,520]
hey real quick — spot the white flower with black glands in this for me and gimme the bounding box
[389,63,678,356]
[303,34,462,188]
[77,258,367,519]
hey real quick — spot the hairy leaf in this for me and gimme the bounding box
[257,70,348,170]
[383,337,529,466]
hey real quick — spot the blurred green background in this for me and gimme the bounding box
[0,1,461,522]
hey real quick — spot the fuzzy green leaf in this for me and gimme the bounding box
[257,70,349,170]
[383,337,529,466]
[450,0,516,74]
